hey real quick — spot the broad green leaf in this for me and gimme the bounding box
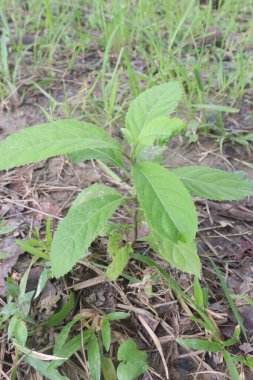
[176,338,221,352]
[43,292,75,327]
[173,166,253,201]
[68,147,124,169]
[101,356,117,380]
[0,120,121,170]
[126,82,182,143]
[106,243,132,281]
[137,117,186,146]
[51,184,123,278]
[223,350,240,380]
[133,162,198,243]
[147,235,200,277]
[25,357,69,380]
[88,334,101,380]
[101,318,111,352]
[14,319,28,346]
[117,339,149,380]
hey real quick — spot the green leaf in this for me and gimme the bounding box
[133,162,198,243]
[193,277,204,307]
[176,338,221,352]
[101,356,117,380]
[223,350,240,380]
[14,319,28,346]
[0,252,13,259]
[233,355,253,368]
[117,339,149,380]
[52,327,92,369]
[137,117,186,147]
[25,357,69,380]
[34,268,51,299]
[147,235,201,277]
[106,312,130,321]
[173,166,253,201]
[16,240,49,260]
[88,334,101,380]
[43,292,75,327]
[18,291,34,318]
[51,184,123,278]
[101,318,111,352]
[8,315,19,340]
[0,120,121,170]
[210,258,248,340]
[53,318,79,354]
[126,82,182,143]
[0,225,17,235]
[68,147,124,169]
[106,243,132,281]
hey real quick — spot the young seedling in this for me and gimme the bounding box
[0,81,252,279]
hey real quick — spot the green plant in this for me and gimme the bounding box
[0,81,252,279]
[132,253,253,380]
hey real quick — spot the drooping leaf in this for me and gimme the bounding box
[147,234,201,277]
[126,82,182,143]
[0,120,121,170]
[101,318,111,352]
[88,334,101,380]
[68,147,124,168]
[51,184,123,278]
[133,162,198,243]
[173,166,253,201]
[137,117,186,147]
[176,338,221,352]
[117,339,149,380]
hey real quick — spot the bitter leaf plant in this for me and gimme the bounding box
[0,82,252,278]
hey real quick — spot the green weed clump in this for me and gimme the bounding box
[0,81,253,380]
[0,81,252,279]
